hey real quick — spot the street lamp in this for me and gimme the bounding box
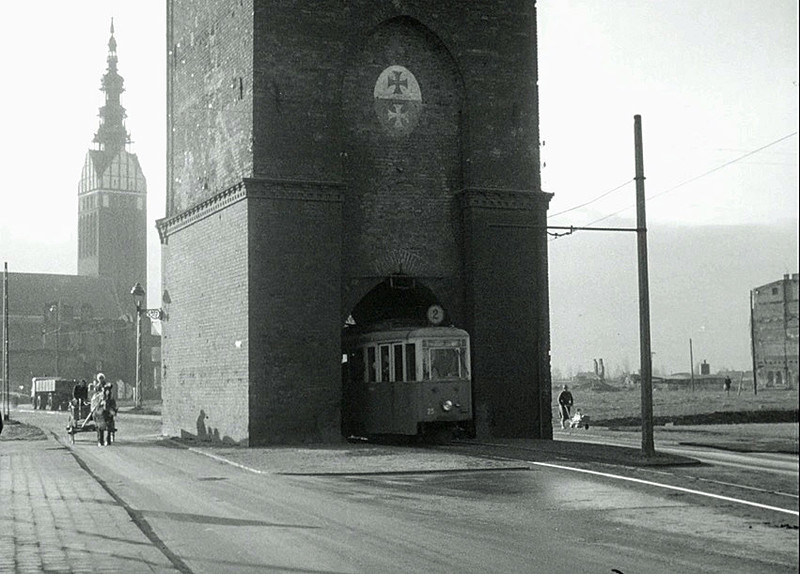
[130,282,162,409]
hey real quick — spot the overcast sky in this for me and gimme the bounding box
[1,1,797,374]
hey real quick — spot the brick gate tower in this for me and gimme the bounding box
[159,1,553,445]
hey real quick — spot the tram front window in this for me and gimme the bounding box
[429,347,461,379]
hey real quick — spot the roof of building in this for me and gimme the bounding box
[5,272,127,320]
[754,273,799,293]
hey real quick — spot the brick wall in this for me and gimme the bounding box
[168,0,254,214]
[170,1,540,208]
[97,194,148,302]
[160,195,250,443]
[246,179,343,444]
[462,190,552,438]
[752,274,799,387]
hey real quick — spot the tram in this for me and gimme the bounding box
[342,321,472,439]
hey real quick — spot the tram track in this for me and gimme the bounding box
[437,439,800,519]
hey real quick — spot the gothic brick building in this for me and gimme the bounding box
[1,22,156,400]
[159,1,552,444]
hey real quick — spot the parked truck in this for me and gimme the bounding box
[30,377,76,411]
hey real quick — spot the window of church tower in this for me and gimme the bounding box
[137,197,143,210]
[103,194,109,207]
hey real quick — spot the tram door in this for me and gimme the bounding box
[366,345,393,433]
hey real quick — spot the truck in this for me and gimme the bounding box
[30,377,76,411]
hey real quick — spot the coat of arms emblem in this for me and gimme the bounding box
[374,65,422,136]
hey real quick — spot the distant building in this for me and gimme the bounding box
[751,273,799,388]
[1,22,158,399]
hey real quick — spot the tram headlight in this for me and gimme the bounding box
[441,400,453,412]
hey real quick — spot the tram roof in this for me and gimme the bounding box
[343,324,469,343]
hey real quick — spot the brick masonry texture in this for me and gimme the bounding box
[163,0,551,443]
[161,198,250,443]
[247,179,343,444]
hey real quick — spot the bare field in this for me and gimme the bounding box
[554,384,799,425]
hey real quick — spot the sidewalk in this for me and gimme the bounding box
[170,433,699,477]
[0,435,180,573]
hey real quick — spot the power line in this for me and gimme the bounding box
[547,179,634,219]
[585,131,798,227]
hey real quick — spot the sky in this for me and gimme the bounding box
[0,1,797,376]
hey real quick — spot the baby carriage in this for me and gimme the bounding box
[569,409,591,430]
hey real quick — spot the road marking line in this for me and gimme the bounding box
[529,460,799,516]
[184,446,267,475]
[644,466,800,499]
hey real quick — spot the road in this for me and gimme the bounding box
[8,408,799,573]
[552,425,799,514]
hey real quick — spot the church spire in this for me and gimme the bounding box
[93,18,129,156]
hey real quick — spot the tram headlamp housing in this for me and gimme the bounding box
[441,400,454,412]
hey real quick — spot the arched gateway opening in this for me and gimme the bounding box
[341,276,473,439]
[349,275,441,326]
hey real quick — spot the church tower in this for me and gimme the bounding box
[78,20,147,303]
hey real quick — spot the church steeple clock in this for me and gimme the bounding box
[78,19,147,304]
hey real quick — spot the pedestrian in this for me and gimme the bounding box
[75,379,89,417]
[558,384,574,429]
[723,376,732,396]
[103,382,118,442]
[87,373,106,430]
[73,379,88,402]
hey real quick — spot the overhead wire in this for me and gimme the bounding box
[580,131,798,228]
[546,179,634,219]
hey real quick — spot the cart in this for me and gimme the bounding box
[66,399,116,445]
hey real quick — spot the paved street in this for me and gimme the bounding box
[2,409,798,573]
[0,437,180,573]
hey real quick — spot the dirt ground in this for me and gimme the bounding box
[555,383,799,425]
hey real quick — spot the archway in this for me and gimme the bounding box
[349,275,443,328]
[341,276,449,437]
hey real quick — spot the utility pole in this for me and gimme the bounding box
[55,299,61,377]
[783,275,790,387]
[689,338,695,393]
[634,115,655,457]
[3,262,9,421]
[135,305,143,409]
[750,289,758,396]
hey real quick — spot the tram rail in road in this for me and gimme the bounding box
[441,438,800,519]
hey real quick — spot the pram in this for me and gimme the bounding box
[568,409,591,430]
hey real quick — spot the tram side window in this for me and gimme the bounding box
[405,343,416,381]
[367,347,377,382]
[380,345,391,382]
[393,344,403,381]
